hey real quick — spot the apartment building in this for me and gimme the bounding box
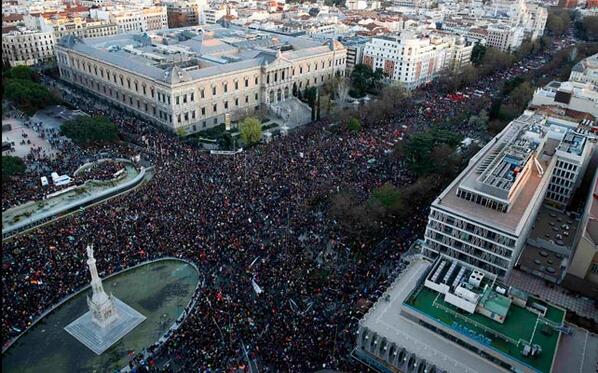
[362,32,472,90]
[24,14,119,39]
[530,80,598,118]
[487,24,524,52]
[90,6,167,33]
[569,53,598,85]
[167,1,203,28]
[55,25,346,134]
[2,27,55,66]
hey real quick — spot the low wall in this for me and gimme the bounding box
[2,257,200,355]
[2,164,148,239]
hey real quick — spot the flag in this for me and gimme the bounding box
[252,279,263,295]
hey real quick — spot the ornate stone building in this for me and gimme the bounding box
[55,25,346,133]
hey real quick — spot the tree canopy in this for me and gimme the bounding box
[399,127,463,177]
[239,116,262,145]
[3,69,57,114]
[577,16,598,41]
[60,116,119,145]
[2,156,26,183]
[347,117,361,133]
[546,9,571,37]
[350,64,385,97]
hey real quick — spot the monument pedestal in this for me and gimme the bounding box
[64,245,146,355]
[65,297,146,355]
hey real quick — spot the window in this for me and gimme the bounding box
[213,104,217,112]
[200,89,205,98]
[245,96,248,103]
[224,83,228,93]
[201,107,206,115]
[245,78,248,87]
[212,86,216,95]
[235,81,239,90]
[224,101,228,109]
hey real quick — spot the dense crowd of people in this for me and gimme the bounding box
[1,43,566,372]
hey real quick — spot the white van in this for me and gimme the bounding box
[40,176,49,187]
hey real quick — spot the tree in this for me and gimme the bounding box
[350,64,385,97]
[479,47,515,75]
[498,82,534,120]
[303,86,318,107]
[4,65,34,80]
[2,156,26,183]
[577,16,598,41]
[60,115,119,145]
[329,190,384,240]
[401,127,462,177]
[467,109,489,131]
[335,77,351,109]
[471,43,487,66]
[239,116,262,145]
[347,117,361,132]
[3,78,57,114]
[546,9,571,37]
[371,182,404,216]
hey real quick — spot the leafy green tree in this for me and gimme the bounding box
[577,16,598,41]
[60,116,119,145]
[329,190,384,240]
[371,182,404,215]
[3,78,56,114]
[471,43,487,66]
[2,156,26,183]
[347,117,361,132]
[303,87,318,107]
[498,82,534,120]
[239,116,262,145]
[401,127,462,177]
[350,64,385,97]
[468,109,489,131]
[480,47,515,74]
[546,9,571,37]
[4,65,34,80]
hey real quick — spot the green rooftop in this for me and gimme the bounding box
[404,286,565,373]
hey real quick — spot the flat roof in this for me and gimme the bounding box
[404,281,565,373]
[433,113,552,236]
[359,257,506,373]
[57,24,340,84]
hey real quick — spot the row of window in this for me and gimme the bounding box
[456,188,509,213]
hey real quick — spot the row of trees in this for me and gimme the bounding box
[328,127,474,242]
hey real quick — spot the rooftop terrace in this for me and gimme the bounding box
[404,282,565,373]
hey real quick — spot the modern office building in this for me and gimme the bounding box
[354,254,567,373]
[55,25,346,134]
[422,111,595,278]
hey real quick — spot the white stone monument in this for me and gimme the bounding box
[64,245,146,355]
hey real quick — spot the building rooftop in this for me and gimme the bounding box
[57,24,341,84]
[358,257,504,373]
[434,112,551,235]
[404,275,565,373]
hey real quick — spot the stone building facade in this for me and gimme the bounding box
[55,26,346,134]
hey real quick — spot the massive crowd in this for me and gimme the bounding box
[1,44,565,371]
